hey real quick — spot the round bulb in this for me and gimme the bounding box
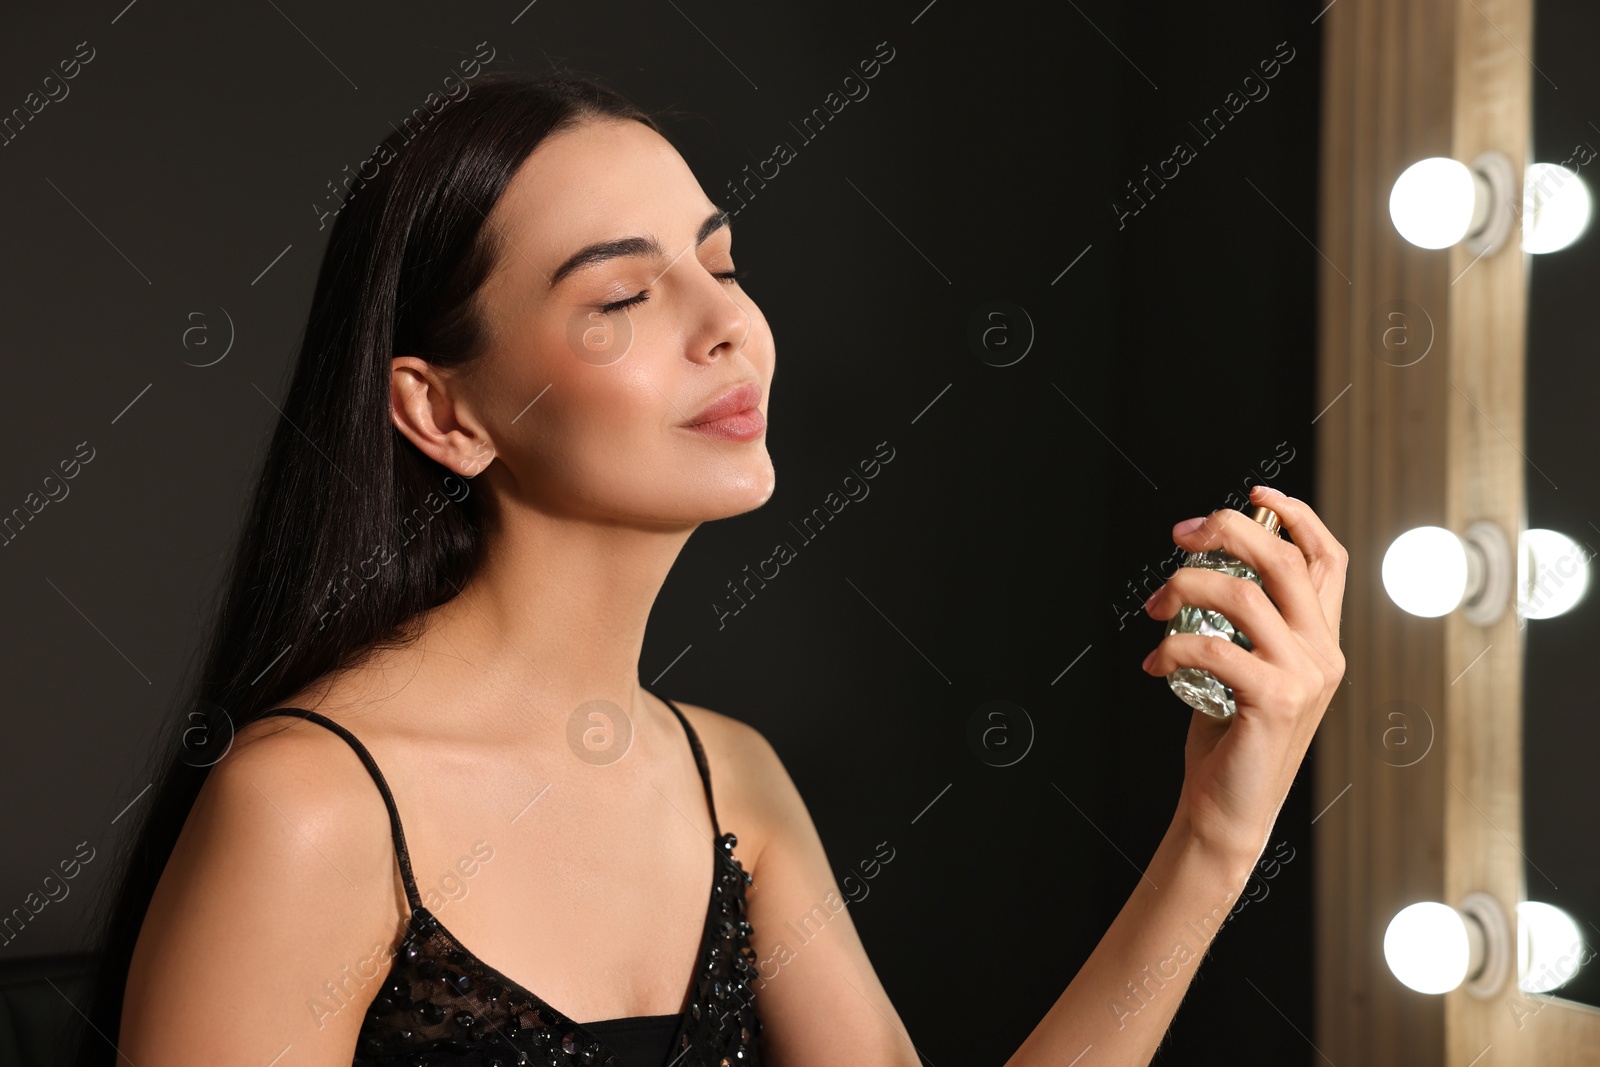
[1383,526,1468,617]
[1385,902,1471,994]
[1518,528,1592,619]
[1518,900,1584,992]
[1391,157,1478,248]
[1523,163,1592,254]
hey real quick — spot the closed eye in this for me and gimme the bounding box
[599,268,749,314]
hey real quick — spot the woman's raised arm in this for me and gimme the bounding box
[1006,483,1349,1065]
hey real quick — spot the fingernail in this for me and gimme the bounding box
[1141,649,1157,670]
[1255,485,1285,499]
[1174,516,1206,536]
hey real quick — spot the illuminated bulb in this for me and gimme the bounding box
[1518,528,1592,619]
[1390,158,1480,248]
[1518,901,1585,993]
[1385,902,1471,994]
[1383,526,1468,617]
[1523,163,1592,253]
[1383,522,1512,624]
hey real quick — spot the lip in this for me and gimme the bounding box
[685,406,766,442]
[683,381,763,427]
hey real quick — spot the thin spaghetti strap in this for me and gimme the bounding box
[651,692,722,839]
[257,708,424,913]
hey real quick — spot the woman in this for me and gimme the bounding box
[73,71,1348,1066]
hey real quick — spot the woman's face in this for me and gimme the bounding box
[396,117,776,528]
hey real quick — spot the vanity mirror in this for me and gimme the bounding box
[1316,0,1600,1061]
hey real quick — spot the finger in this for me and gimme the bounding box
[1173,504,1332,649]
[1142,632,1284,712]
[1247,484,1349,646]
[1146,566,1298,665]
[1146,633,1319,726]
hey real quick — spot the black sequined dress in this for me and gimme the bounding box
[259,691,763,1067]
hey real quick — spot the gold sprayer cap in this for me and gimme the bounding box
[1250,505,1282,537]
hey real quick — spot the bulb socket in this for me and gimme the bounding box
[1464,150,1516,256]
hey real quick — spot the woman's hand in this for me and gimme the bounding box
[1140,483,1349,874]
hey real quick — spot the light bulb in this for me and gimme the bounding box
[1390,158,1478,248]
[1518,528,1592,619]
[1383,526,1468,617]
[1523,163,1592,253]
[1518,900,1584,993]
[1385,901,1471,994]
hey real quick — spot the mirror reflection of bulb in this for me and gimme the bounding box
[1517,528,1592,620]
[1385,902,1471,994]
[1518,901,1585,993]
[1523,163,1592,253]
[1390,157,1478,248]
[1383,526,1467,617]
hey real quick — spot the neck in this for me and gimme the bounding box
[360,500,696,739]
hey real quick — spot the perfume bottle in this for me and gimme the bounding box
[1165,504,1284,720]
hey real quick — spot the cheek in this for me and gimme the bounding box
[503,309,659,425]
[500,342,676,486]
[573,356,672,444]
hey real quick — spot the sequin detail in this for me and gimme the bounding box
[352,830,762,1066]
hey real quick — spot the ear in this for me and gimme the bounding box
[390,356,496,478]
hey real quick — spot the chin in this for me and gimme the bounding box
[700,457,777,520]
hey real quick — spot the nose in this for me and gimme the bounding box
[688,267,750,365]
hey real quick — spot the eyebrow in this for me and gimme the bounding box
[547,208,731,289]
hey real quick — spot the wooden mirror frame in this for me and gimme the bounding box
[1315,0,1600,1061]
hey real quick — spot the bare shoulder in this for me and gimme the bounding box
[665,699,920,1064]
[120,711,402,1062]
[666,699,772,766]
[231,710,399,816]
[664,699,805,874]
[217,712,402,861]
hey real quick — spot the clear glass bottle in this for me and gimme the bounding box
[1165,504,1283,719]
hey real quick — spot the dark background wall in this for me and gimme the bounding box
[0,1,1324,1062]
[1525,0,1600,1013]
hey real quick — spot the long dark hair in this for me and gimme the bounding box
[70,69,664,1063]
